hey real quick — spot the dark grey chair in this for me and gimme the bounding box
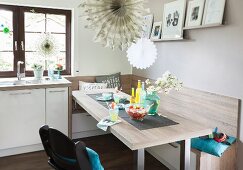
[39,125,92,170]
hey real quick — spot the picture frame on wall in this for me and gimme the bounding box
[202,0,226,25]
[162,0,187,39]
[141,14,154,39]
[150,21,162,40]
[185,0,205,27]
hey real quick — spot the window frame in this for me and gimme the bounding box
[0,4,71,77]
[0,5,19,77]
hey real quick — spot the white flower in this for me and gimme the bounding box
[146,71,182,94]
[155,78,162,85]
[145,79,151,85]
[162,71,171,79]
[155,86,162,91]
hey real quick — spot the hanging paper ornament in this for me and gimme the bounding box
[80,0,150,50]
[127,38,157,69]
[0,23,10,34]
[35,33,60,58]
[3,27,10,34]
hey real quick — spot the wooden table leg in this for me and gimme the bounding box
[180,139,191,170]
[134,149,145,170]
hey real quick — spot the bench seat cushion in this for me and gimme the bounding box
[191,136,236,157]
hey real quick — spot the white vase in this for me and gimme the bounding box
[33,69,44,80]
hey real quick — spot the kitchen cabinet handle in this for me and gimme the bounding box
[9,92,31,96]
[49,90,66,93]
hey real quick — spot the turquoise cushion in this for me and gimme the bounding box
[57,147,104,170]
[191,136,236,157]
[86,147,104,170]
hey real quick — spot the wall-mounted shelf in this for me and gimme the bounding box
[183,24,224,30]
[152,37,185,42]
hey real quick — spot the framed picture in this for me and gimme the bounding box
[185,0,205,27]
[162,0,187,39]
[202,0,226,25]
[141,14,154,39]
[150,22,162,40]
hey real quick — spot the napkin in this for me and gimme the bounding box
[97,116,121,131]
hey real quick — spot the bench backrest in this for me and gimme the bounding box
[65,75,132,94]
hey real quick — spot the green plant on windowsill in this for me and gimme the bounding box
[31,63,43,70]
[32,64,44,80]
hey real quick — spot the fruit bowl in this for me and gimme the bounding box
[125,104,150,121]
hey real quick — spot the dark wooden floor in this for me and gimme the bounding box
[0,134,169,170]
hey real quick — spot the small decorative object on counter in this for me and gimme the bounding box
[32,64,44,80]
[48,64,55,80]
[145,71,182,116]
[55,64,63,79]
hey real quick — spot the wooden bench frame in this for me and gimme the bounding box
[65,74,240,170]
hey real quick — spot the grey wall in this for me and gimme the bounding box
[133,0,243,168]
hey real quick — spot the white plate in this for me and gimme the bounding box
[96,96,113,101]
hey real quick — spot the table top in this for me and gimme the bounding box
[73,89,211,150]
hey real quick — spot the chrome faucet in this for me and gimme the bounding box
[17,61,25,80]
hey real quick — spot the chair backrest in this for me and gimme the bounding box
[39,125,92,170]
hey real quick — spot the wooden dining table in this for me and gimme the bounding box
[72,89,211,170]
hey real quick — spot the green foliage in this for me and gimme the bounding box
[31,63,43,70]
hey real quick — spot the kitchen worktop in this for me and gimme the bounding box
[0,77,71,91]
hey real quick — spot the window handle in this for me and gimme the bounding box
[21,41,25,51]
[14,41,18,51]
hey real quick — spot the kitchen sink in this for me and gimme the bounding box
[0,79,43,86]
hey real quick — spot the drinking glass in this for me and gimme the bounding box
[109,108,119,122]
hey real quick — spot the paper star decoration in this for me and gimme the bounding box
[127,38,157,69]
[80,0,149,50]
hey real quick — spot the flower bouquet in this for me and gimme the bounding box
[55,64,63,79]
[145,71,182,115]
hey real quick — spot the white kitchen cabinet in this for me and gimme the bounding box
[46,87,68,136]
[72,113,99,133]
[0,89,45,150]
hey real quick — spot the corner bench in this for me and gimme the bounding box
[66,74,240,170]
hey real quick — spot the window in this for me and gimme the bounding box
[0,5,71,77]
